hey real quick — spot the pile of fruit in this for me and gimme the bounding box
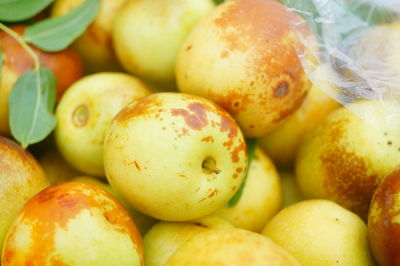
[1,0,399,265]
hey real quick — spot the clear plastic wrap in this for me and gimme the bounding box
[283,0,400,129]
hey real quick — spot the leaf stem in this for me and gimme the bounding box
[0,23,42,148]
[0,23,40,71]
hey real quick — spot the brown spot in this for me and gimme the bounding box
[201,136,214,142]
[250,81,255,86]
[274,82,289,97]
[231,142,247,163]
[171,102,210,130]
[388,141,393,146]
[223,138,234,150]
[207,189,218,198]
[193,222,208,228]
[186,44,192,51]
[231,186,237,191]
[233,174,238,179]
[249,125,255,129]
[236,167,243,173]
[195,187,201,192]
[321,142,379,218]
[116,94,163,125]
[134,161,141,171]
[220,116,238,138]
[162,126,166,130]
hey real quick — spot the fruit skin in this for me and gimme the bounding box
[295,100,400,219]
[0,26,83,136]
[73,176,157,235]
[104,92,248,221]
[39,149,82,185]
[112,0,215,84]
[259,82,340,168]
[165,227,301,266]
[176,0,311,138]
[144,215,232,266]
[262,199,375,266]
[1,182,144,266]
[213,148,282,232]
[51,0,127,72]
[55,72,151,177]
[368,166,400,266]
[0,136,49,253]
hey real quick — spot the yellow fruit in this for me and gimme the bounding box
[262,200,375,266]
[280,171,304,208]
[214,148,282,232]
[55,72,151,177]
[166,228,301,266]
[1,182,143,265]
[176,0,312,137]
[112,0,215,84]
[296,100,400,218]
[104,92,247,221]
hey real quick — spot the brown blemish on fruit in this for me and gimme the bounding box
[193,222,208,228]
[236,167,243,173]
[233,173,238,179]
[134,161,141,171]
[220,116,238,138]
[223,138,234,150]
[207,189,218,198]
[0,26,83,100]
[321,119,379,218]
[3,182,143,265]
[231,142,247,163]
[274,82,289,97]
[388,141,393,146]
[186,44,192,51]
[116,94,163,124]
[171,102,210,130]
[210,90,251,115]
[201,136,214,142]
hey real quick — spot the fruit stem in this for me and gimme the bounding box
[0,23,40,71]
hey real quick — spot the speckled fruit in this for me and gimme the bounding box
[1,182,143,266]
[73,176,157,235]
[368,166,400,266]
[0,26,83,136]
[165,227,301,266]
[0,136,49,253]
[260,81,340,168]
[176,0,312,137]
[112,0,215,84]
[262,200,375,266]
[144,215,232,266]
[55,72,151,177]
[104,92,248,221]
[51,0,127,72]
[213,148,282,232]
[295,100,400,219]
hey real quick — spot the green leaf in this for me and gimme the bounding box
[227,138,258,207]
[23,0,100,52]
[213,0,224,5]
[9,68,57,148]
[0,0,53,22]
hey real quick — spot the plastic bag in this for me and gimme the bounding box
[283,0,400,129]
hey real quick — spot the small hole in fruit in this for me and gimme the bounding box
[72,104,89,127]
[202,157,220,175]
